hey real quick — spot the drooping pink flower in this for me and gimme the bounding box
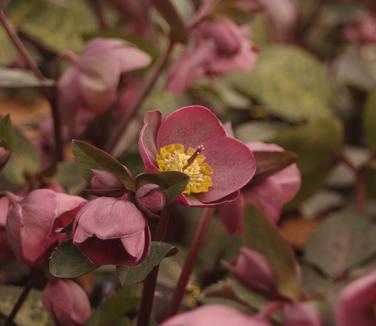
[283,302,322,326]
[244,142,301,223]
[225,247,280,299]
[42,278,91,326]
[73,197,151,266]
[139,106,256,206]
[335,272,376,326]
[58,38,151,116]
[343,14,376,44]
[167,19,258,93]
[162,304,270,326]
[6,189,86,265]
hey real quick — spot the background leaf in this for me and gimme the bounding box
[363,88,376,151]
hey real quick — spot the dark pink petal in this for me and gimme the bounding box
[218,193,245,234]
[245,142,301,223]
[58,65,81,116]
[162,304,270,326]
[42,278,91,326]
[0,196,9,227]
[197,136,256,203]
[90,169,123,189]
[139,110,162,172]
[336,272,376,326]
[156,105,227,151]
[283,302,322,326]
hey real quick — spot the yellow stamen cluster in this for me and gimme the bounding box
[156,144,213,194]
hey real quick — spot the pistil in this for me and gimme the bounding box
[183,145,205,170]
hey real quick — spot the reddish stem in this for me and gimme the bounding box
[137,208,171,326]
[168,207,214,317]
[356,170,366,214]
[107,41,175,154]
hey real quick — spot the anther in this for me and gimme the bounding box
[183,145,205,170]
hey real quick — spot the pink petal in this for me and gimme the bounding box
[139,110,162,172]
[0,196,9,227]
[156,105,227,151]
[283,302,322,326]
[218,193,245,234]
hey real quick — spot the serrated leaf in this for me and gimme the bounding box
[49,240,97,278]
[153,0,188,43]
[0,114,14,149]
[252,150,298,182]
[0,285,51,326]
[2,127,40,184]
[243,206,301,300]
[272,116,343,205]
[136,171,189,204]
[225,46,334,122]
[72,140,135,191]
[117,242,178,286]
[363,88,376,151]
[304,209,376,278]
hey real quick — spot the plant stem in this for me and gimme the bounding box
[137,208,171,326]
[4,280,32,326]
[168,207,214,317]
[107,41,175,154]
[0,9,64,162]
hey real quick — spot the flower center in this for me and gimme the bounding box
[156,144,213,194]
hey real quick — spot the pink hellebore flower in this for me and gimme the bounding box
[73,197,151,266]
[58,38,151,116]
[136,184,166,217]
[162,304,269,326]
[42,278,91,326]
[167,19,258,93]
[6,189,86,265]
[343,14,376,44]
[336,272,376,326]
[139,106,256,206]
[283,302,322,326]
[244,142,301,223]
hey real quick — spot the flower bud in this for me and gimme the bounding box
[42,278,91,326]
[73,197,151,266]
[136,184,166,217]
[6,189,86,265]
[0,147,10,169]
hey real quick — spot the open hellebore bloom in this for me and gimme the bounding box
[58,37,151,116]
[162,304,270,326]
[167,19,258,93]
[42,278,91,326]
[225,247,280,299]
[244,142,301,223]
[139,106,256,206]
[73,197,151,266]
[336,271,376,326]
[6,189,86,265]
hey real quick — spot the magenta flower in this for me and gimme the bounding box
[162,304,269,326]
[73,197,151,266]
[139,105,256,206]
[244,142,301,223]
[5,189,86,265]
[336,272,376,326]
[58,38,151,115]
[166,19,258,93]
[42,278,91,326]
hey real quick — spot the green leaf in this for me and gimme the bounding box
[235,121,285,143]
[117,242,178,286]
[0,29,18,65]
[7,0,96,53]
[0,285,51,326]
[153,0,188,43]
[49,161,86,195]
[272,116,343,205]
[304,209,376,278]
[49,240,97,278]
[72,140,135,191]
[363,88,376,151]
[243,206,302,300]
[0,114,14,150]
[136,171,189,204]
[252,150,298,182]
[225,46,334,122]
[2,127,40,184]
[0,68,54,89]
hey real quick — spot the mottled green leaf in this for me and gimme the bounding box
[225,46,334,122]
[117,242,178,286]
[243,207,301,300]
[72,140,135,191]
[49,240,97,278]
